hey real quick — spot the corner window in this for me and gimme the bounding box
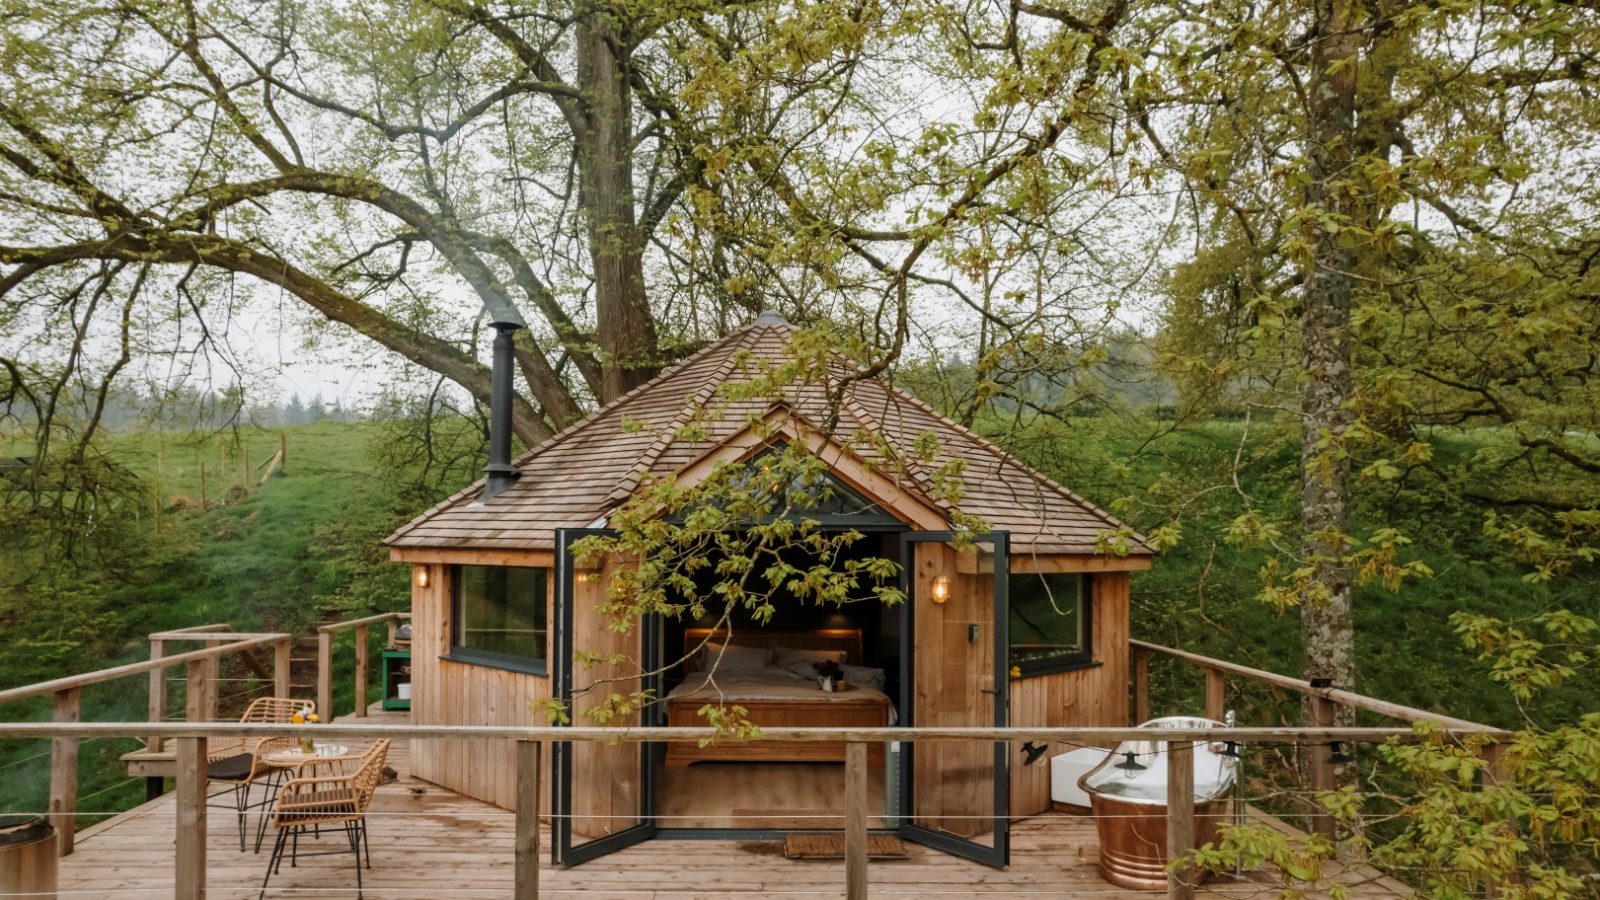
[451,565,549,674]
[1009,572,1092,676]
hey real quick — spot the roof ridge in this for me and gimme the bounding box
[385,317,783,546]
[870,377,1152,552]
[833,380,952,514]
[604,326,760,505]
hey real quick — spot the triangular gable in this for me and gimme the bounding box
[601,408,948,532]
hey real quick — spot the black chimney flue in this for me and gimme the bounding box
[482,322,521,500]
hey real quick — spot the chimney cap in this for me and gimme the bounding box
[753,309,790,327]
[482,297,527,329]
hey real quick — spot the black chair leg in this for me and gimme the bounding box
[361,817,371,869]
[254,771,282,853]
[234,782,248,852]
[260,827,288,900]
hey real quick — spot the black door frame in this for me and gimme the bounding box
[897,531,1011,868]
[552,527,659,867]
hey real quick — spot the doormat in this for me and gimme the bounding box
[783,833,908,860]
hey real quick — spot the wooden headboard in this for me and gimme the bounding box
[683,627,864,667]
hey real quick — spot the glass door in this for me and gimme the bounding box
[897,531,1010,867]
[553,528,658,866]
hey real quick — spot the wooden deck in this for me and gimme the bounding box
[59,712,1409,900]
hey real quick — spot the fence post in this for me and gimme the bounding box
[845,740,869,900]
[50,688,80,856]
[148,639,167,754]
[175,734,207,900]
[1204,668,1225,721]
[273,638,292,699]
[1308,695,1338,838]
[202,639,220,721]
[1132,646,1150,723]
[317,630,333,722]
[516,740,541,900]
[354,624,370,717]
[1166,739,1195,900]
[178,657,208,899]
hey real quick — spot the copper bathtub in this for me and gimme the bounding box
[1077,716,1237,891]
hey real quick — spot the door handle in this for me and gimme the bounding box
[980,687,1000,696]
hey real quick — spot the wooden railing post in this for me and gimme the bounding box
[316,630,332,722]
[50,688,80,856]
[1308,695,1338,838]
[178,657,208,899]
[148,639,167,754]
[516,740,541,900]
[385,615,399,649]
[273,638,292,699]
[1166,739,1195,900]
[1132,646,1150,724]
[202,639,220,721]
[354,624,370,717]
[175,733,207,900]
[1204,667,1225,722]
[845,740,868,900]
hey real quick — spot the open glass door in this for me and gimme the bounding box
[898,531,1010,867]
[553,528,658,866]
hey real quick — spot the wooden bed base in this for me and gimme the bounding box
[664,695,889,767]
[666,628,890,767]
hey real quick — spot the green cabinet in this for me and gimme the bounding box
[381,649,412,711]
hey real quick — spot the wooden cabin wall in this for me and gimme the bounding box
[911,541,997,839]
[569,557,645,838]
[408,562,553,815]
[1007,570,1131,817]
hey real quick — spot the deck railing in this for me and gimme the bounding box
[1130,639,1506,836]
[0,612,402,857]
[0,630,291,854]
[314,611,410,721]
[0,719,1506,900]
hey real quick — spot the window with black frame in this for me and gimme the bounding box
[452,565,549,673]
[1008,572,1092,675]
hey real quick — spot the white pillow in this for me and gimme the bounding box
[700,641,772,673]
[774,646,847,668]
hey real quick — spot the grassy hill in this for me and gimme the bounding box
[0,421,418,819]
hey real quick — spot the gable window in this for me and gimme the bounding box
[1009,572,1092,676]
[451,565,549,675]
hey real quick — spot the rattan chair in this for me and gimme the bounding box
[206,697,307,852]
[259,739,392,900]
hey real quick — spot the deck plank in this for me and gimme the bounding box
[59,710,1408,899]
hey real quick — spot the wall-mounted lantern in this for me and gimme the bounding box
[931,575,950,604]
[415,566,430,589]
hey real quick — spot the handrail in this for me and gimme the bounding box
[1129,638,1505,842]
[0,633,291,706]
[317,611,409,633]
[0,721,1509,742]
[313,611,410,721]
[1129,639,1497,732]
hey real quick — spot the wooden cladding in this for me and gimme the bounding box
[409,562,553,814]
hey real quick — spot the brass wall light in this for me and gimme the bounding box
[414,566,430,589]
[931,575,951,604]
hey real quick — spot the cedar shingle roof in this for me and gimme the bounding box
[385,314,1152,556]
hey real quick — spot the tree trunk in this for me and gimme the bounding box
[575,18,660,403]
[1300,0,1359,711]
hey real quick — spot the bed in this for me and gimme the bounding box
[663,628,893,767]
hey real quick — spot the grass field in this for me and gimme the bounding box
[0,421,417,820]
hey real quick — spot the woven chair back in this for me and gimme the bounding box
[353,740,392,813]
[241,696,307,724]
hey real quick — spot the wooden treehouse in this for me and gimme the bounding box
[0,312,1511,899]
